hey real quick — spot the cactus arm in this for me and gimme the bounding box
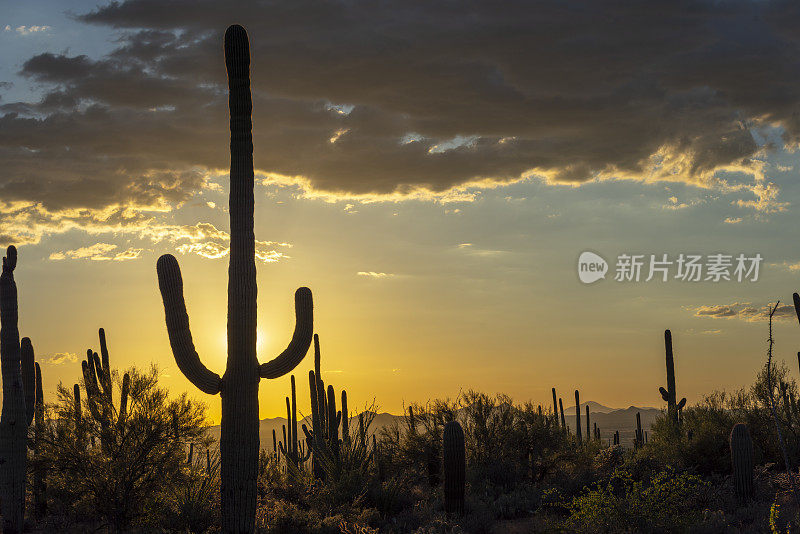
[290,375,298,459]
[341,390,349,445]
[659,387,669,402]
[21,337,35,426]
[301,443,312,462]
[314,334,321,384]
[677,397,686,410]
[156,254,222,395]
[118,372,130,430]
[793,292,800,324]
[302,424,313,443]
[98,328,112,403]
[73,384,81,423]
[258,287,314,379]
[34,361,42,421]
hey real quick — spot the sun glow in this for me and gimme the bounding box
[218,329,266,351]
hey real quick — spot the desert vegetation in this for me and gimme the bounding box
[3,24,800,533]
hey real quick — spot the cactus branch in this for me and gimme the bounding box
[156,254,222,395]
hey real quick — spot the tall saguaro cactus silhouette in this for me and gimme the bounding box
[0,245,37,533]
[155,25,314,532]
[660,330,686,426]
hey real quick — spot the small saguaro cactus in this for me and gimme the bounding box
[73,383,83,446]
[660,330,686,426]
[730,423,754,501]
[443,420,465,515]
[155,25,314,532]
[585,405,590,443]
[575,390,582,443]
[634,412,643,449]
[82,328,131,450]
[559,398,566,431]
[33,362,46,517]
[280,375,311,470]
[552,387,558,426]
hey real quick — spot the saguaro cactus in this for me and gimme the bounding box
[280,376,311,470]
[634,412,643,449]
[552,387,558,425]
[660,330,686,426]
[443,420,465,515]
[585,405,590,443]
[82,328,130,449]
[33,362,46,517]
[730,423,754,501]
[575,390,582,442]
[155,25,313,532]
[0,246,37,533]
[559,398,566,431]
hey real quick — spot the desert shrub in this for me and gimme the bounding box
[152,445,221,533]
[39,365,208,531]
[566,467,711,533]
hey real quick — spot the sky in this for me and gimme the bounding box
[4,0,800,424]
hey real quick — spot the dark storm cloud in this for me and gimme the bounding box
[3,0,800,216]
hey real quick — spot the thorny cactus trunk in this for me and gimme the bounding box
[660,330,686,427]
[559,398,566,431]
[730,423,754,502]
[155,25,313,533]
[551,387,558,427]
[443,420,465,515]
[0,246,36,533]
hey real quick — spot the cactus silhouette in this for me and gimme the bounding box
[730,423,754,501]
[0,245,37,533]
[575,390,582,442]
[33,362,46,517]
[155,25,313,532]
[443,420,465,515]
[635,412,643,449]
[551,387,559,427]
[82,328,131,450]
[73,383,83,446]
[559,397,566,431]
[280,375,311,470]
[585,405,590,443]
[660,330,686,426]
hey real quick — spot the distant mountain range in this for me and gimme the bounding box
[205,401,663,450]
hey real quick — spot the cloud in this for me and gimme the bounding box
[4,25,51,35]
[49,242,144,261]
[167,223,291,262]
[49,242,118,260]
[692,302,796,322]
[357,271,394,279]
[0,0,795,240]
[45,352,78,365]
